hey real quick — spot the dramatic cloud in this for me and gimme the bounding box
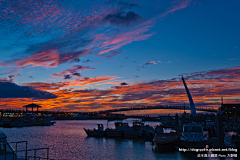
[120,82,128,86]
[51,65,97,79]
[0,0,204,111]
[71,58,81,63]
[0,81,57,99]
[0,0,194,75]
[103,11,143,26]
[64,75,71,80]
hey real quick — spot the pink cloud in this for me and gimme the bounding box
[145,61,157,65]
[15,50,59,68]
[98,25,155,55]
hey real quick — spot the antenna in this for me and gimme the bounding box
[184,103,185,113]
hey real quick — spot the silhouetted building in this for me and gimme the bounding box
[221,103,240,116]
[23,103,42,113]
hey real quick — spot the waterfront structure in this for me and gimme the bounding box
[221,103,240,116]
[0,131,23,159]
[0,131,50,160]
[181,77,196,115]
[23,103,42,113]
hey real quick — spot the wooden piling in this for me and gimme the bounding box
[204,115,206,129]
[217,110,224,148]
[175,113,179,135]
[182,113,186,125]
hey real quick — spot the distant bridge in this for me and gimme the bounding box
[97,106,218,113]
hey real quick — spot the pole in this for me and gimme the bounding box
[47,148,49,160]
[25,142,27,160]
[217,110,224,148]
[5,143,7,160]
[34,150,36,160]
[204,115,206,130]
[175,113,179,135]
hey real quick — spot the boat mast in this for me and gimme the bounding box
[181,77,196,115]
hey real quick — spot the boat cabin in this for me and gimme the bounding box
[115,122,129,130]
[132,121,144,130]
[183,124,203,133]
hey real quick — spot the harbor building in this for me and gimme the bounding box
[221,103,240,116]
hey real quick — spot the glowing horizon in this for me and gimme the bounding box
[1,0,240,113]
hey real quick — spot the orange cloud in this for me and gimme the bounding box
[2,66,240,112]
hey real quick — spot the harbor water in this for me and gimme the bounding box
[0,120,237,160]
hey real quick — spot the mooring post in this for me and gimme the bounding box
[0,110,3,121]
[204,115,206,130]
[217,110,224,148]
[200,115,202,124]
[182,113,186,125]
[175,113,179,135]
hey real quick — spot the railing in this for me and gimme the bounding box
[16,148,50,160]
[1,141,53,160]
[97,106,218,113]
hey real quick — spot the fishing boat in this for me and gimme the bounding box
[123,121,144,138]
[84,124,105,137]
[153,125,178,149]
[179,123,209,148]
[105,122,129,137]
[143,124,155,141]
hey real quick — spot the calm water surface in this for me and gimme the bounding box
[0,120,237,160]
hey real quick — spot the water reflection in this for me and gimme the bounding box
[0,120,237,160]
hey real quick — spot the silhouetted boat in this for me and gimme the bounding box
[123,121,144,138]
[84,124,105,137]
[105,122,129,137]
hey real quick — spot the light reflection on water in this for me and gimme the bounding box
[0,120,237,160]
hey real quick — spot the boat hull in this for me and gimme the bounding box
[84,128,105,137]
[123,130,140,138]
[105,130,123,137]
[180,140,208,148]
[153,133,178,149]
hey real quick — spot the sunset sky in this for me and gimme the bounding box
[0,0,240,113]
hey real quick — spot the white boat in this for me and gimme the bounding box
[105,122,129,137]
[153,125,178,149]
[179,123,209,148]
